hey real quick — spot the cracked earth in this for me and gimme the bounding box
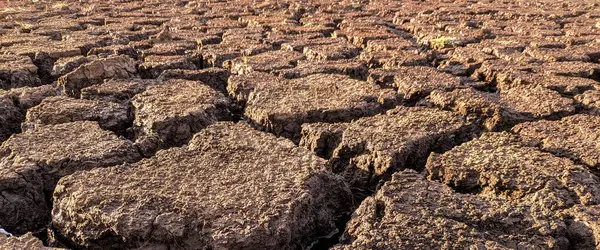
[1,0,600,249]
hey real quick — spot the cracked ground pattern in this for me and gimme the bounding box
[0,0,600,249]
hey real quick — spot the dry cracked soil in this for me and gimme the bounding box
[0,0,600,249]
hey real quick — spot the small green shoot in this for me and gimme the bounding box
[425,36,459,50]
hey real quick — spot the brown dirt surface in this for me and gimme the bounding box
[52,122,351,250]
[131,79,230,155]
[80,78,160,104]
[426,132,600,210]
[428,86,576,131]
[0,55,42,90]
[0,233,62,250]
[327,106,476,190]
[1,0,600,248]
[244,73,398,142]
[334,170,570,249]
[513,114,600,169]
[23,96,131,133]
[57,55,137,97]
[0,121,140,234]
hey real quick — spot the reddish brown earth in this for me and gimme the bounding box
[0,0,599,249]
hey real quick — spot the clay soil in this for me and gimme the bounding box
[0,0,600,249]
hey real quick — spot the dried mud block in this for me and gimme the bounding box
[329,106,474,190]
[51,55,97,77]
[131,79,230,155]
[303,38,360,61]
[81,78,160,104]
[138,54,199,79]
[227,50,305,74]
[393,66,466,102]
[299,122,348,158]
[561,205,600,249]
[2,84,60,110]
[57,55,137,97]
[334,170,569,249]
[198,45,241,68]
[427,132,600,211]
[0,55,42,90]
[361,49,431,69]
[538,61,600,80]
[513,114,600,169]
[87,45,140,59]
[143,41,198,56]
[52,122,352,250]
[157,67,230,92]
[244,73,397,142]
[23,96,130,133]
[575,90,600,115]
[428,86,575,131]
[534,75,600,95]
[275,59,368,80]
[227,71,282,104]
[0,96,24,143]
[0,233,62,250]
[0,121,140,234]
[366,68,396,87]
[523,46,592,62]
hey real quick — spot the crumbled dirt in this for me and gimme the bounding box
[0,121,140,234]
[51,122,352,250]
[0,55,42,90]
[0,233,62,250]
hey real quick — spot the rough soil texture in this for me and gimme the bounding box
[0,121,140,234]
[1,0,600,248]
[334,170,571,249]
[428,86,576,131]
[513,115,600,169]
[52,122,352,250]
[80,78,160,104]
[58,55,137,97]
[22,96,130,133]
[0,233,62,250]
[326,106,476,191]
[244,73,398,142]
[131,79,230,155]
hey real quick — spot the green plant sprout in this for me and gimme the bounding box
[425,36,459,50]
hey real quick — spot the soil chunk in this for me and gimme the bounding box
[0,121,140,234]
[57,55,137,97]
[334,170,569,249]
[52,122,352,250]
[23,96,130,133]
[131,79,230,155]
[244,73,397,142]
[513,114,600,169]
[328,106,475,190]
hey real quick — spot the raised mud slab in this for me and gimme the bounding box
[51,122,351,249]
[0,121,140,234]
